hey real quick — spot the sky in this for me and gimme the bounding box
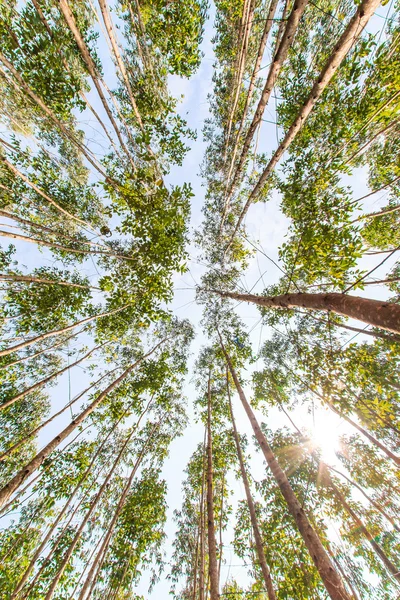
[1,0,398,596]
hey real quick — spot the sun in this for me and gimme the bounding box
[311,408,342,464]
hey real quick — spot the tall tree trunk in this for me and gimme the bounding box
[327,466,399,533]
[0,208,106,250]
[0,153,96,232]
[0,229,130,261]
[9,402,136,598]
[225,0,280,192]
[192,516,201,600]
[0,54,111,182]
[0,338,166,508]
[212,289,400,335]
[0,342,104,411]
[43,422,142,600]
[226,370,276,599]
[321,465,400,582]
[227,0,382,247]
[325,400,400,467]
[0,329,83,371]
[0,365,120,462]
[217,471,225,583]
[223,0,309,212]
[199,429,207,600]
[0,273,98,290]
[58,0,136,170]
[206,373,220,600]
[0,305,128,358]
[219,337,351,600]
[76,421,159,599]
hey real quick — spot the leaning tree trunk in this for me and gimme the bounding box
[0,305,128,358]
[328,466,399,533]
[76,421,159,599]
[227,0,383,246]
[0,366,121,461]
[0,338,166,508]
[321,464,400,582]
[224,0,309,210]
[206,373,220,600]
[43,421,143,600]
[227,370,276,600]
[0,342,104,411]
[212,289,400,336]
[219,337,351,600]
[9,403,136,599]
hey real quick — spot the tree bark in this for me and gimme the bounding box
[227,0,382,247]
[220,337,351,600]
[212,289,400,335]
[0,305,128,358]
[76,421,159,599]
[227,369,276,599]
[0,366,121,461]
[327,466,399,533]
[224,0,309,212]
[9,404,129,599]
[321,465,400,582]
[0,338,165,508]
[0,153,97,232]
[0,343,104,411]
[58,0,136,170]
[206,372,220,600]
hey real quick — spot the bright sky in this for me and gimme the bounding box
[1,1,398,595]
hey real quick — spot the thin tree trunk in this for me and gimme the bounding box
[325,401,400,467]
[223,0,309,214]
[0,208,106,250]
[226,369,276,599]
[211,289,400,335]
[206,373,220,600]
[0,329,83,371]
[199,428,207,600]
[321,465,400,582]
[326,545,360,600]
[223,0,254,163]
[217,471,225,583]
[9,408,123,599]
[0,273,99,290]
[192,518,201,600]
[0,54,111,182]
[227,0,382,247]
[0,365,121,461]
[225,0,280,189]
[220,337,351,600]
[97,0,145,134]
[0,343,104,411]
[58,0,136,170]
[327,466,399,532]
[76,421,159,599]
[0,305,128,358]
[0,229,130,261]
[43,423,139,600]
[0,153,97,232]
[0,337,166,508]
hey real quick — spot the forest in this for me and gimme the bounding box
[0,0,399,598]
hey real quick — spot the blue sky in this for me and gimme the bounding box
[1,0,398,595]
